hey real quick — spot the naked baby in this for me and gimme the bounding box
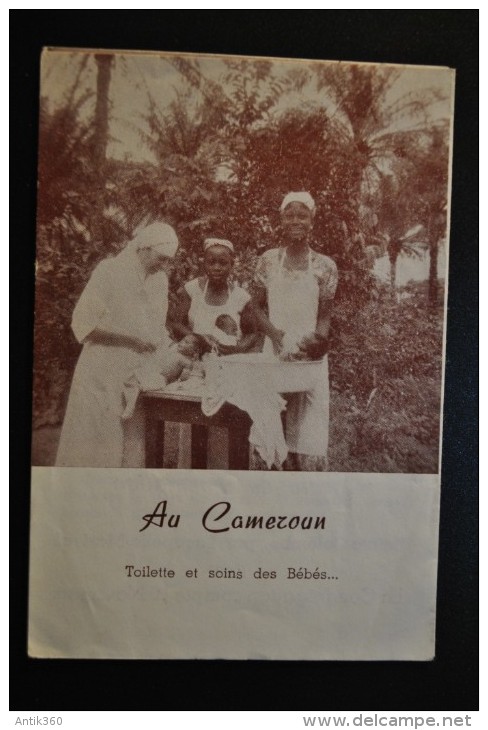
[122,334,207,419]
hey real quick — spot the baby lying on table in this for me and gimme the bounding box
[122,334,207,419]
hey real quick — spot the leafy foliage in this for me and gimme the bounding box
[327,280,443,472]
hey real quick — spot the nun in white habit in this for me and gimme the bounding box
[56,222,179,467]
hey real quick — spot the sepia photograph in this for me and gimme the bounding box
[31,49,454,474]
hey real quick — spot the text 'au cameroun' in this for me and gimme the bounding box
[140,500,326,533]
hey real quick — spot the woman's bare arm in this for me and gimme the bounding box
[315,295,333,340]
[168,287,193,340]
[216,301,260,355]
[86,328,156,353]
[299,294,333,359]
[250,283,284,352]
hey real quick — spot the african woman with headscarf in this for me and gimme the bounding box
[56,221,179,467]
[172,237,258,354]
[252,192,338,471]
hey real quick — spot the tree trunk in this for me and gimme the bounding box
[428,209,444,307]
[94,54,113,167]
[387,241,399,301]
[91,54,113,250]
[428,232,439,307]
[389,255,397,297]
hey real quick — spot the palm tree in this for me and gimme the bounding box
[406,128,449,306]
[134,83,225,240]
[89,54,114,249]
[379,128,449,304]
[375,173,429,297]
[310,64,449,301]
[133,57,288,250]
[93,54,113,166]
[313,63,447,199]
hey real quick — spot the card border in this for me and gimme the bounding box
[10,8,478,711]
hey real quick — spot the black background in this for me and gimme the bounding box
[10,9,478,711]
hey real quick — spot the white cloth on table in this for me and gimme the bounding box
[56,245,171,467]
[202,356,288,469]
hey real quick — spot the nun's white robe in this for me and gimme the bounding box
[56,245,170,467]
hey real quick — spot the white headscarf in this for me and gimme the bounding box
[203,238,235,254]
[129,221,179,258]
[280,192,316,213]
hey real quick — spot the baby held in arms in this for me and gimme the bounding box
[122,334,207,419]
[212,314,238,347]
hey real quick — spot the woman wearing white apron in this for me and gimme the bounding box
[56,222,179,467]
[253,192,338,470]
[172,238,257,353]
[171,238,259,467]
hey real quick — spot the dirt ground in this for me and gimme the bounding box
[31,422,229,468]
[30,390,350,470]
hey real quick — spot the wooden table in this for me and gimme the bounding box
[143,390,252,469]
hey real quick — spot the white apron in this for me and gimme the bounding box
[186,278,247,338]
[265,249,330,458]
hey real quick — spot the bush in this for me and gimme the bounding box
[328,281,443,472]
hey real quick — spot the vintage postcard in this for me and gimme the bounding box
[29,47,454,659]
